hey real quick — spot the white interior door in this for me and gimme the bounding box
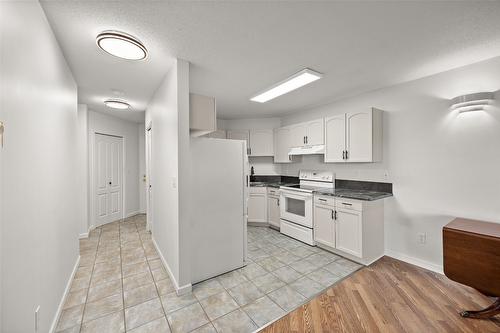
[95,133,123,226]
[146,126,153,231]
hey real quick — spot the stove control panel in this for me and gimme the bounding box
[299,170,335,183]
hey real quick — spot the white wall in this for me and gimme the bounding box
[77,104,89,236]
[145,59,191,290]
[221,117,282,175]
[88,110,141,228]
[0,2,83,332]
[280,56,500,271]
[138,123,146,213]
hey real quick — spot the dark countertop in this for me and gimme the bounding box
[250,181,299,188]
[314,188,392,201]
[249,175,392,201]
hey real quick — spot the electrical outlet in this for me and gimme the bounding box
[417,232,427,244]
[34,306,40,332]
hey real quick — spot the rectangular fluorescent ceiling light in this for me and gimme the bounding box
[250,68,322,103]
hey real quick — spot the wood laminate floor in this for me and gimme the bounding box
[261,256,500,333]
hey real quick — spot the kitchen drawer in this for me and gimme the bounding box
[335,198,363,211]
[280,220,314,246]
[267,188,280,196]
[314,195,334,207]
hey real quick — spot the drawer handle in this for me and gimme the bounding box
[319,198,327,202]
[341,202,352,206]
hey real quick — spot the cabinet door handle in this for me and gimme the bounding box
[342,151,345,160]
[303,136,306,144]
[277,199,280,206]
[331,210,334,219]
[306,136,308,144]
[345,150,348,159]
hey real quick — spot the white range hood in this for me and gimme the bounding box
[288,144,325,156]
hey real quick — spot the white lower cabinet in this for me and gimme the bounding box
[248,187,267,224]
[313,202,336,248]
[313,195,384,265]
[335,207,362,257]
[267,188,280,229]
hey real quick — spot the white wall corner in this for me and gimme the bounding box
[151,236,192,295]
[385,250,444,275]
[49,256,80,333]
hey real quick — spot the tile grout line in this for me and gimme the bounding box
[119,220,127,332]
[78,228,101,333]
[137,219,175,333]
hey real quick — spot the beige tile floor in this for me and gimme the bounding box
[56,215,361,333]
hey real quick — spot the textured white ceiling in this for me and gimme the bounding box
[40,1,500,122]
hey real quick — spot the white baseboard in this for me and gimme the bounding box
[49,255,80,333]
[79,225,95,239]
[151,237,192,296]
[385,250,443,274]
[126,211,143,218]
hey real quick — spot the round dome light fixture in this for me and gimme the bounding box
[96,30,147,60]
[104,99,131,110]
[450,92,494,113]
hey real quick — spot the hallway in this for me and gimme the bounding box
[56,215,172,332]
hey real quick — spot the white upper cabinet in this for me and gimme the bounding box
[324,114,346,162]
[325,108,382,163]
[346,111,373,162]
[274,127,292,163]
[249,129,274,156]
[305,119,324,145]
[190,93,216,137]
[227,129,273,156]
[227,130,250,154]
[289,123,306,148]
[289,118,324,147]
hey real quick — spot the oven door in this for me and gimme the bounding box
[280,189,313,228]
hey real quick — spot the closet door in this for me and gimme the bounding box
[95,134,123,226]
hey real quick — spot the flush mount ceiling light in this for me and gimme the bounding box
[96,30,147,60]
[250,68,323,103]
[104,99,131,110]
[450,92,494,113]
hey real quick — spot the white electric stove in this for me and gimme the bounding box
[280,170,334,245]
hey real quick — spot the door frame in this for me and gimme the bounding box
[89,132,125,228]
[145,122,153,232]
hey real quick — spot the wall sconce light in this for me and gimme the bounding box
[450,92,494,113]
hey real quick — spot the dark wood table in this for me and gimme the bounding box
[443,217,500,319]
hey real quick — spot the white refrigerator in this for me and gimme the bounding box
[190,137,248,284]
